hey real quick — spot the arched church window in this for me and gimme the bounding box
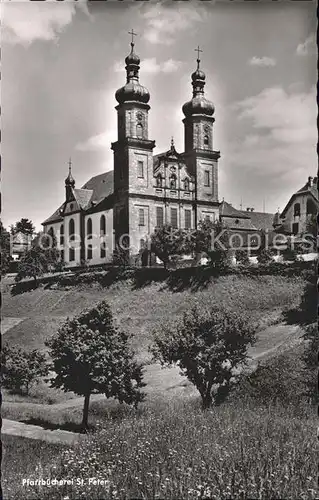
[204,135,209,148]
[170,174,177,190]
[294,203,301,217]
[156,174,163,188]
[136,124,143,138]
[100,215,106,235]
[69,218,75,261]
[184,178,190,191]
[60,224,64,245]
[87,218,93,260]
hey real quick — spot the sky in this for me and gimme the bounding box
[2,0,317,231]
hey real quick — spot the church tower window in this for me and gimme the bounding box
[184,178,190,191]
[138,160,144,178]
[204,170,210,187]
[136,124,143,138]
[204,135,209,148]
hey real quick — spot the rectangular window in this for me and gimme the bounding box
[171,208,178,228]
[138,160,144,178]
[139,208,145,226]
[156,206,164,228]
[204,170,210,187]
[185,209,192,229]
[205,215,211,222]
[292,222,299,235]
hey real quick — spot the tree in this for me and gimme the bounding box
[151,305,256,409]
[15,233,61,285]
[0,222,11,275]
[282,237,298,262]
[1,345,49,395]
[151,224,185,269]
[10,218,35,236]
[256,229,274,264]
[236,249,250,266]
[187,219,231,269]
[46,301,145,429]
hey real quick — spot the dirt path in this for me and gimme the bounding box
[1,418,86,445]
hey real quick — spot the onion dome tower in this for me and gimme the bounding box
[182,47,215,153]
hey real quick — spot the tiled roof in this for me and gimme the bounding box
[42,205,64,225]
[42,171,114,225]
[244,211,275,231]
[219,201,250,219]
[81,171,114,203]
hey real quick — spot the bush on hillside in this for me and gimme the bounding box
[236,347,308,406]
[46,300,145,430]
[151,305,257,409]
[1,345,49,395]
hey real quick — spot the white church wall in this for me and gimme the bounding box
[84,209,114,266]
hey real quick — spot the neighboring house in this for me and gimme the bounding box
[219,201,276,251]
[277,176,318,236]
[11,232,32,260]
[42,39,220,267]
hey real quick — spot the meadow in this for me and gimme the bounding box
[2,270,315,499]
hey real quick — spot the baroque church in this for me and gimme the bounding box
[42,35,317,266]
[43,37,220,266]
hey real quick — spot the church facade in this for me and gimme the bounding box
[42,39,221,266]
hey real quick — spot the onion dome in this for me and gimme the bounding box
[182,48,215,118]
[65,159,75,188]
[115,35,150,105]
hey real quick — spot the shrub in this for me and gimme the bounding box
[151,305,257,408]
[1,345,49,395]
[46,300,146,429]
[257,249,274,265]
[235,249,250,265]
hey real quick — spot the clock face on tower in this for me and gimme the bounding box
[204,124,210,133]
[136,112,143,122]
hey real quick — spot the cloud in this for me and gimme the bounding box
[225,85,317,190]
[140,3,206,45]
[2,0,90,46]
[248,56,276,67]
[296,33,316,56]
[114,57,182,74]
[75,131,115,153]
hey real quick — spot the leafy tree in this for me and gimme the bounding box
[151,224,185,269]
[187,219,231,269]
[151,305,256,409]
[257,249,274,265]
[15,233,61,285]
[46,300,145,429]
[10,218,35,236]
[235,249,250,266]
[0,222,12,275]
[1,345,49,395]
[282,237,298,262]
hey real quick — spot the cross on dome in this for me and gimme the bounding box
[195,45,203,69]
[128,29,137,46]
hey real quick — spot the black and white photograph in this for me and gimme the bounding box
[1,0,317,498]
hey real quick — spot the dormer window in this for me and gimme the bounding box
[170,174,177,190]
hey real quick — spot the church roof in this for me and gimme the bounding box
[82,171,114,204]
[219,201,250,219]
[42,171,114,225]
